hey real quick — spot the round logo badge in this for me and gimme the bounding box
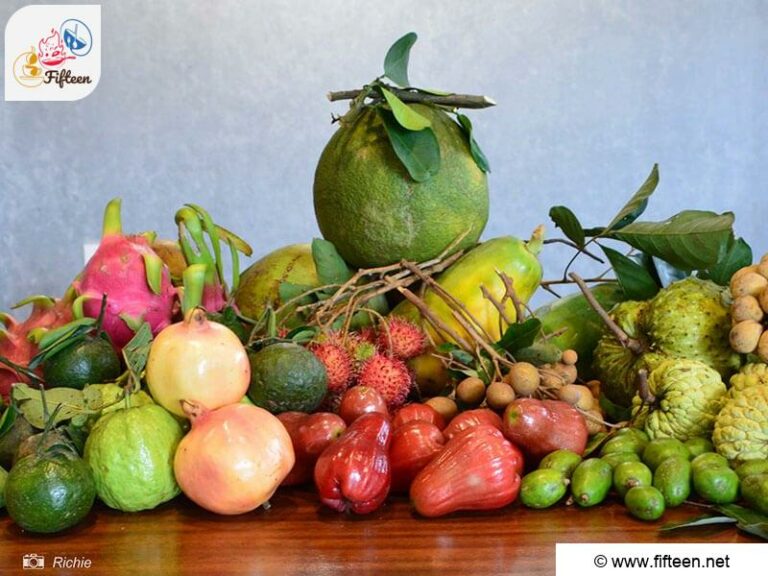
[59,19,93,57]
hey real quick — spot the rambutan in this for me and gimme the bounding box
[376,317,427,360]
[309,341,354,394]
[357,354,413,409]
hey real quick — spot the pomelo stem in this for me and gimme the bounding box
[527,225,545,256]
[102,198,123,238]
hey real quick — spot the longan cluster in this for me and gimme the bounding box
[729,255,768,361]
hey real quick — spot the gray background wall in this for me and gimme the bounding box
[1,0,766,311]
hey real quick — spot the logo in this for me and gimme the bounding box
[22,553,45,570]
[5,5,101,101]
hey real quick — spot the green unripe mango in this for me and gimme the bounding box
[601,451,642,469]
[571,458,613,507]
[624,486,666,521]
[691,452,729,472]
[601,432,648,457]
[653,456,691,507]
[692,466,740,504]
[539,449,583,478]
[613,461,653,498]
[741,473,768,515]
[642,438,691,471]
[684,437,714,458]
[735,460,768,480]
[520,469,570,509]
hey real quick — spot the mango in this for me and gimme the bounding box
[571,458,613,507]
[693,466,740,504]
[393,229,544,344]
[653,456,691,507]
[520,469,569,509]
[614,461,653,498]
[625,486,666,521]
[539,449,583,478]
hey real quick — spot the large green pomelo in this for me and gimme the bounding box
[234,244,319,326]
[313,105,489,268]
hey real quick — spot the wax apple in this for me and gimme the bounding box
[502,398,588,460]
[278,412,346,486]
[338,386,389,425]
[442,408,502,440]
[389,420,445,493]
[410,424,524,517]
[392,403,446,431]
[314,412,391,514]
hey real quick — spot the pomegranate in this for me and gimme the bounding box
[146,305,250,418]
[174,401,294,515]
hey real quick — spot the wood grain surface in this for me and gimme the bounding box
[0,488,758,576]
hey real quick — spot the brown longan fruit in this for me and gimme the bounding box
[456,376,486,406]
[731,265,758,284]
[561,349,578,366]
[731,272,768,298]
[505,362,540,396]
[758,331,768,363]
[759,287,768,315]
[731,295,765,323]
[729,320,764,354]
[552,363,578,385]
[558,384,595,411]
[485,381,516,411]
[425,396,458,423]
[539,365,566,389]
[758,259,768,279]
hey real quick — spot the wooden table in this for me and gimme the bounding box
[0,488,758,575]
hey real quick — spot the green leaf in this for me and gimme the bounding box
[383,32,417,87]
[11,384,85,429]
[660,514,737,531]
[705,237,753,286]
[607,164,659,231]
[717,504,768,540]
[28,318,98,370]
[379,108,441,182]
[455,113,490,173]
[278,282,316,307]
[208,306,249,344]
[312,238,353,286]
[549,206,585,248]
[287,329,318,344]
[122,322,153,391]
[496,318,542,353]
[608,210,735,270]
[379,88,431,131]
[583,432,611,457]
[601,246,659,300]
[0,404,18,439]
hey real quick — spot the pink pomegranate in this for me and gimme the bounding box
[72,198,176,351]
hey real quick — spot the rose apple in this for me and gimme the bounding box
[501,398,587,461]
[389,420,445,493]
[278,411,346,486]
[442,408,502,440]
[392,403,446,431]
[338,386,389,425]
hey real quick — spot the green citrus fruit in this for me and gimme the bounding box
[43,336,122,390]
[5,447,95,533]
[313,105,489,268]
[84,404,183,512]
[247,343,327,413]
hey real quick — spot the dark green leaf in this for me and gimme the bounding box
[379,108,441,182]
[208,306,249,344]
[607,164,659,230]
[705,237,753,286]
[0,404,18,438]
[583,227,606,236]
[380,88,431,131]
[122,322,153,390]
[285,327,318,344]
[549,206,585,248]
[312,238,353,286]
[601,246,659,300]
[608,210,735,270]
[496,318,542,353]
[717,504,768,540]
[383,32,417,87]
[455,113,490,173]
[278,282,316,307]
[660,514,737,531]
[583,432,611,457]
[28,318,98,370]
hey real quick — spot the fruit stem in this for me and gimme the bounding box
[635,369,656,404]
[569,273,645,355]
[526,225,545,256]
[328,87,496,109]
[102,198,123,238]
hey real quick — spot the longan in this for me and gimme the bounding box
[485,381,516,411]
[731,271,768,298]
[758,331,768,363]
[561,349,578,366]
[505,362,540,396]
[729,320,763,354]
[425,396,458,424]
[731,295,764,323]
[456,376,486,406]
[558,384,595,411]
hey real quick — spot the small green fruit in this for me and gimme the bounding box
[571,458,613,507]
[520,469,569,509]
[653,456,692,507]
[642,437,690,471]
[539,449,583,478]
[613,461,653,498]
[625,486,666,521]
[692,466,740,504]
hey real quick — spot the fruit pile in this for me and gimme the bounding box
[1,32,767,540]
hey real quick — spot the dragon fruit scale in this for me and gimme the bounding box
[72,198,176,351]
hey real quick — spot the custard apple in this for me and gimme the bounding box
[713,363,768,462]
[632,358,727,441]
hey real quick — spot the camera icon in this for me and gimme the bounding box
[22,553,45,570]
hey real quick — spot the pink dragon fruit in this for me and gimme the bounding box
[0,295,73,400]
[72,198,176,351]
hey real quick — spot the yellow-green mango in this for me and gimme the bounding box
[393,228,544,344]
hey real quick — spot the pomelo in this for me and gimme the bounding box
[313,105,489,268]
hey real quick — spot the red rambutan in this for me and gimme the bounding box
[376,317,427,360]
[357,354,413,409]
[310,341,354,394]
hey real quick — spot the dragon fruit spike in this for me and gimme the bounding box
[72,198,176,351]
